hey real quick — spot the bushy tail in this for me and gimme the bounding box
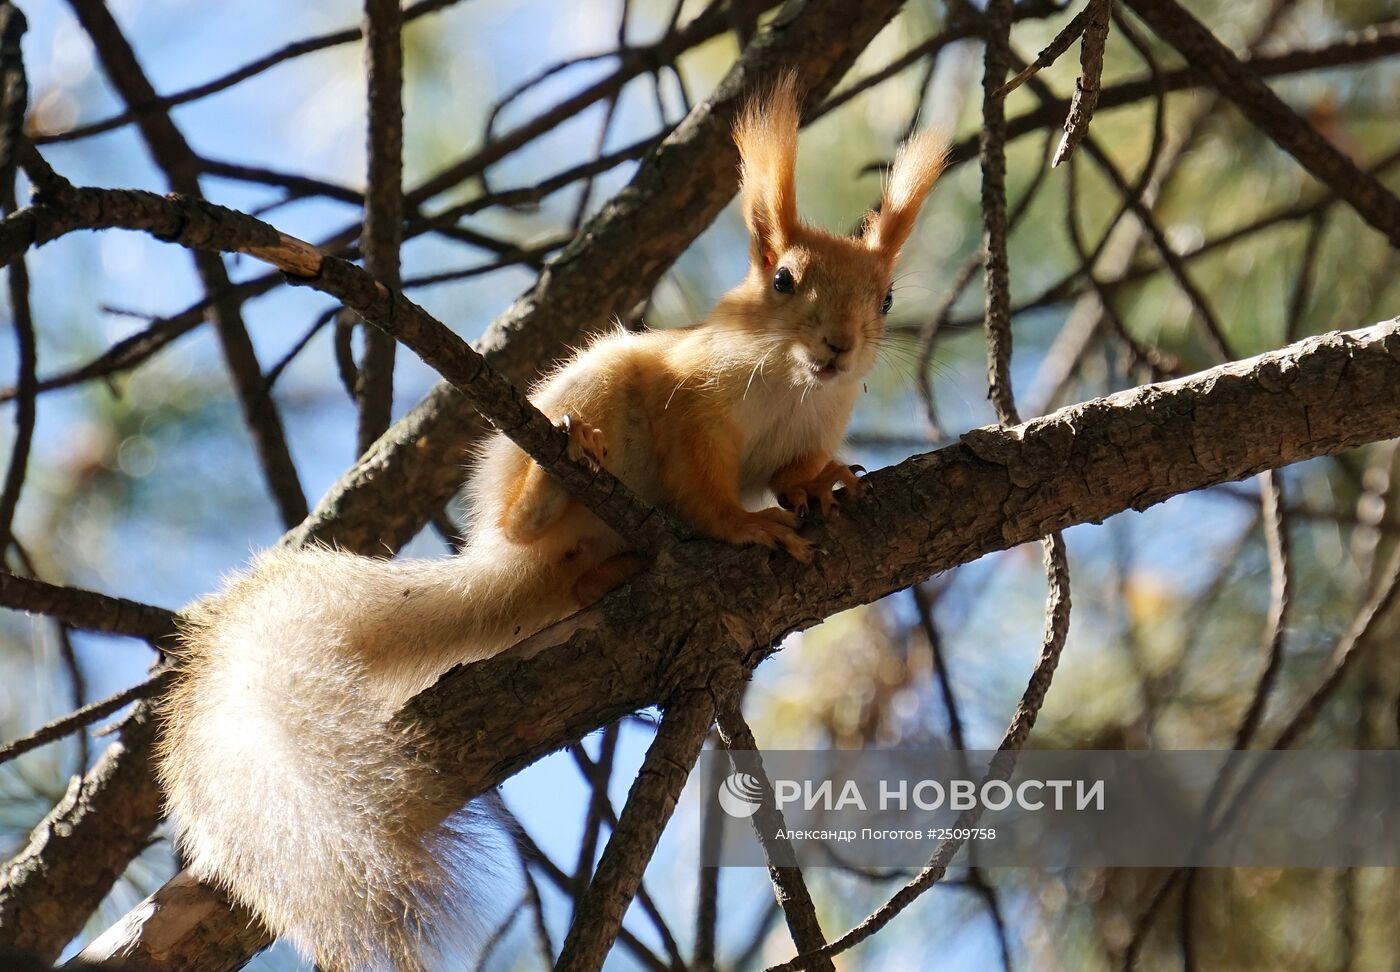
[157,544,541,971]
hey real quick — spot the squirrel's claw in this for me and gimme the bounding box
[559,413,608,472]
[779,487,811,519]
[778,460,864,520]
[724,507,813,563]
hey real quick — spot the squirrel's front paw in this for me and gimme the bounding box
[777,461,865,518]
[722,507,812,563]
[558,413,608,472]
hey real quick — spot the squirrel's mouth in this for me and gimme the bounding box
[807,361,844,382]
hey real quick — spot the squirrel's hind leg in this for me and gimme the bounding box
[571,551,646,604]
[498,413,610,545]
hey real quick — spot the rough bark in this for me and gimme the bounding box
[57,318,1400,969]
[74,871,262,972]
[280,0,908,554]
[716,702,835,972]
[0,709,164,963]
[0,573,177,641]
[406,319,1400,793]
[555,689,721,970]
[23,3,913,966]
[354,0,403,453]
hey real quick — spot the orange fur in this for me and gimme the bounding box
[158,81,948,972]
[734,72,801,264]
[868,128,950,257]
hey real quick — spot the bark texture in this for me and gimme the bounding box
[45,329,1400,971]
[0,710,163,963]
[406,319,1400,796]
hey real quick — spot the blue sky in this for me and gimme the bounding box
[4,0,1358,968]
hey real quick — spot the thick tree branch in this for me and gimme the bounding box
[0,708,164,963]
[74,318,1400,968]
[74,870,264,972]
[405,319,1400,793]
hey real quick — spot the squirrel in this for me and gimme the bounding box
[156,78,947,972]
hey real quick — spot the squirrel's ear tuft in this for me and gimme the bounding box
[868,128,949,259]
[734,72,802,267]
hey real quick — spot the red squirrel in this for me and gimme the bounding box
[155,79,948,971]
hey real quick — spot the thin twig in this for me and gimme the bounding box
[555,687,720,971]
[910,585,1014,970]
[0,670,172,767]
[980,0,1020,426]
[1126,0,1400,247]
[998,0,1106,97]
[419,0,773,204]
[32,0,470,145]
[716,698,835,972]
[0,1,32,557]
[762,538,1072,972]
[66,0,309,528]
[694,732,723,971]
[355,0,403,455]
[1051,0,1112,166]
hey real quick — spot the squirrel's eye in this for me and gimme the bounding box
[881,288,894,315]
[773,266,795,294]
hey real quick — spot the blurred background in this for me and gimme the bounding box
[3,0,1400,968]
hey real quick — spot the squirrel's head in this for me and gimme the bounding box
[724,74,948,390]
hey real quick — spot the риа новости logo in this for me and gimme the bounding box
[717,772,765,818]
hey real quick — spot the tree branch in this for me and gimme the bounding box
[1125,0,1400,248]
[0,0,33,558]
[555,687,720,970]
[0,669,172,768]
[1051,0,1111,166]
[715,700,835,972]
[2,184,674,550]
[404,318,1400,796]
[354,0,403,453]
[0,572,178,641]
[32,0,469,145]
[0,707,165,963]
[74,316,1400,969]
[64,0,308,527]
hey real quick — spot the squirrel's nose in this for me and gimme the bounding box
[824,337,852,357]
